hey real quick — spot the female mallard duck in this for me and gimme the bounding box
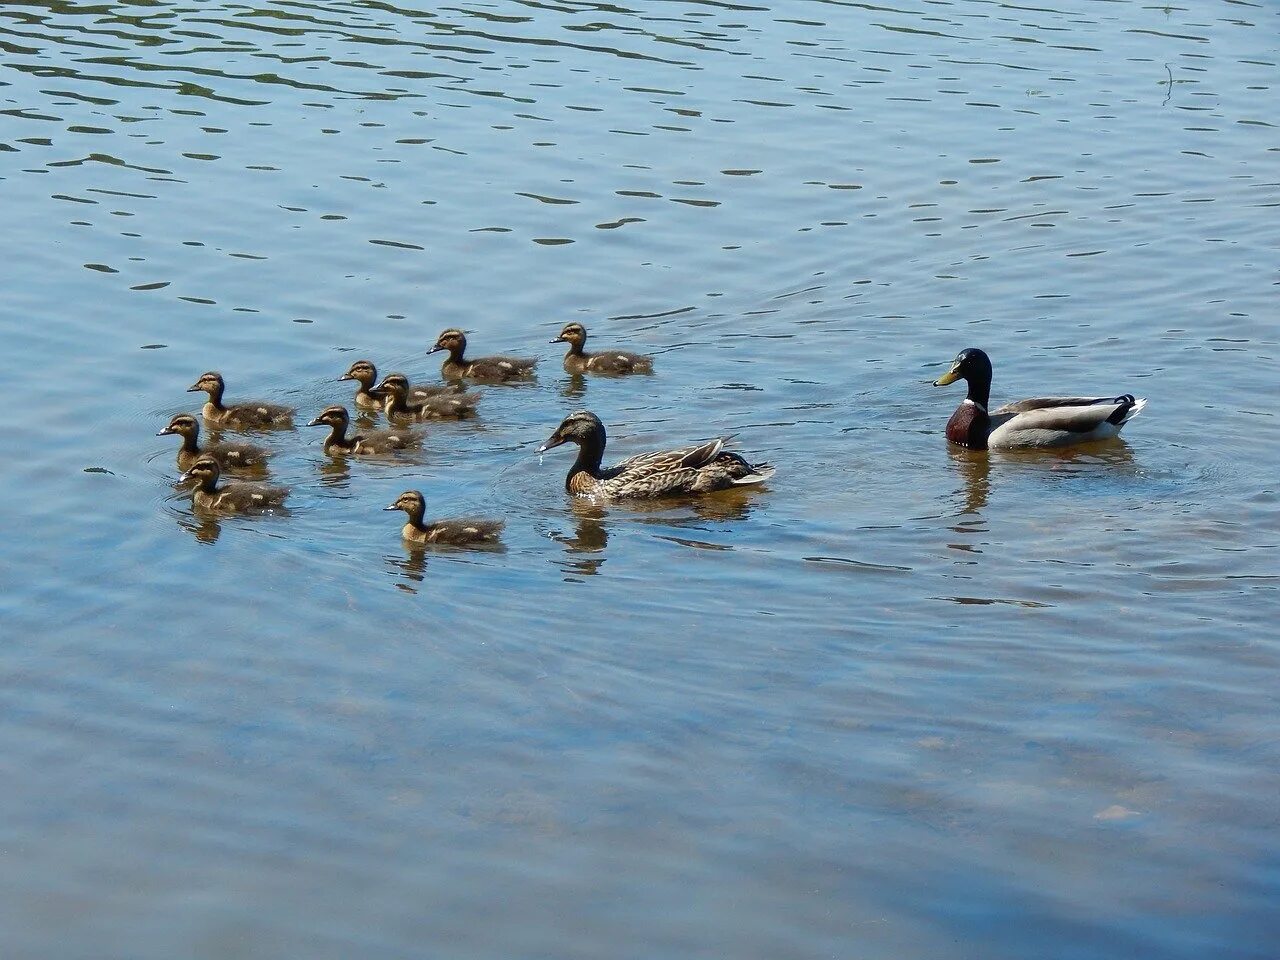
[377,372,480,420]
[338,359,461,410]
[384,490,504,545]
[157,413,269,472]
[537,410,774,499]
[306,405,419,455]
[187,371,294,428]
[180,454,288,513]
[552,322,654,375]
[933,347,1147,450]
[428,328,537,382]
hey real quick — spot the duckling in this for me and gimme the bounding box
[187,371,294,428]
[377,372,480,420]
[933,347,1147,450]
[384,490,504,546]
[157,413,270,473]
[306,404,419,455]
[338,359,461,410]
[180,454,288,513]
[537,410,774,500]
[552,322,654,375]
[428,328,537,382]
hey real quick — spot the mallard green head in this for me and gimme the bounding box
[934,347,992,388]
[539,410,605,453]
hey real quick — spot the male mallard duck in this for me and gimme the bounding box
[338,359,461,410]
[157,413,269,472]
[428,328,537,382]
[377,372,480,420]
[537,410,774,499]
[187,371,294,428]
[384,490,504,545]
[306,405,419,455]
[552,322,654,375]
[180,454,288,513]
[933,347,1147,450]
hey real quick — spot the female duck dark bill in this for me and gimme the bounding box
[180,454,288,513]
[552,322,654,375]
[537,410,774,500]
[384,490,504,546]
[428,328,537,382]
[306,404,418,455]
[158,413,269,472]
[187,371,294,428]
[933,347,1146,450]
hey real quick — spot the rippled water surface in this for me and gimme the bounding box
[3,1,1278,956]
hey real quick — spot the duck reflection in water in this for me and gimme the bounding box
[177,513,223,544]
[552,500,609,578]
[949,446,991,516]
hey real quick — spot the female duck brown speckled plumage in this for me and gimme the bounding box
[181,454,288,513]
[933,347,1147,450]
[307,405,419,455]
[428,329,537,382]
[384,490,504,546]
[157,413,269,472]
[538,410,774,500]
[377,373,480,420]
[552,322,654,375]
[338,359,461,410]
[187,371,294,428]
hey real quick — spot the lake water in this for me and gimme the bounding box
[2,1,1278,956]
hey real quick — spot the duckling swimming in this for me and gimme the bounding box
[306,404,419,455]
[377,372,480,420]
[187,371,294,428]
[552,322,654,375]
[338,359,461,410]
[157,413,269,472]
[181,454,288,513]
[428,329,537,382]
[384,490,504,546]
[933,347,1147,450]
[538,410,774,500]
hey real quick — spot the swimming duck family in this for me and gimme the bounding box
[160,331,1150,546]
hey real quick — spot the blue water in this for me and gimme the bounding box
[1,1,1277,956]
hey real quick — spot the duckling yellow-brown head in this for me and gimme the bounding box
[552,322,588,354]
[427,328,467,359]
[306,405,351,429]
[339,360,377,387]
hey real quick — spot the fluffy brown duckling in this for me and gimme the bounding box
[552,322,654,375]
[377,372,480,420]
[307,404,419,455]
[157,413,270,473]
[338,359,461,410]
[538,410,775,500]
[180,454,288,513]
[384,490,504,546]
[187,371,294,428]
[428,328,537,382]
